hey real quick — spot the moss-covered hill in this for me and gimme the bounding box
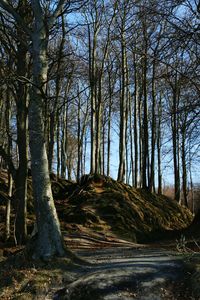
[54,174,193,243]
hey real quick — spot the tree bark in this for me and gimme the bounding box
[5,171,12,241]
[171,78,180,202]
[149,62,156,192]
[181,120,188,207]
[133,53,138,188]
[142,23,149,189]
[88,24,97,174]
[61,105,67,179]
[15,27,28,244]
[48,14,66,172]
[157,94,162,195]
[117,33,127,182]
[29,0,65,259]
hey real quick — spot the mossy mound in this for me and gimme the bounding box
[0,171,193,244]
[62,174,193,243]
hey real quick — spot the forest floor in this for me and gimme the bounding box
[1,235,200,299]
[1,172,200,299]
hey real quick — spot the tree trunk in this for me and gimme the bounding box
[4,87,15,242]
[117,34,127,182]
[61,105,67,179]
[56,112,60,177]
[133,53,138,188]
[138,93,143,188]
[129,91,134,186]
[107,96,112,177]
[181,124,188,207]
[95,74,102,174]
[157,94,162,195]
[77,94,81,182]
[106,65,113,177]
[48,15,65,173]
[88,24,97,174]
[29,2,65,259]
[48,112,55,172]
[142,38,149,189]
[80,103,89,178]
[125,62,130,184]
[5,168,12,241]
[149,62,156,192]
[15,39,28,244]
[189,158,194,213]
[171,80,180,202]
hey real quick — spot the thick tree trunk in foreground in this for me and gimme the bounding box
[29,1,65,259]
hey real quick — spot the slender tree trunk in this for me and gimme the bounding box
[138,93,143,188]
[44,86,50,155]
[61,81,73,179]
[15,93,28,244]
[171,80,180,202]
[88,25,97,174]
[118,34,127,182]
[107,69,113,177]
[157,94,162,195]
[95,74,102,174]
[48,112,55,172]
[102,110,106,175]
[189,158,194,213]
[14,5,29,244]
[133,53,138,188]
[142,41,148,189]
[56,112,60,177]
[149,62,156,192]
[77,93,81,182]
[61,105,67,179]
[4,88,15,242]
[125,56,130,184]
[5,172,12,241]
[181,124,188,207]
[80,104,89,177]
[76,90,89,180]
[129,91,134,186]
[125,117,129,185]
[83,134,87,175]
[48,14,66,172]
[65,103,72,181]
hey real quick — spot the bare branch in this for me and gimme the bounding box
[0,0,32,36]
[48,0,67,28]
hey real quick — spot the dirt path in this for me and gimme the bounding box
[53,247,193,300]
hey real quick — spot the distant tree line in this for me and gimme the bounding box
[0,0,199,259]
